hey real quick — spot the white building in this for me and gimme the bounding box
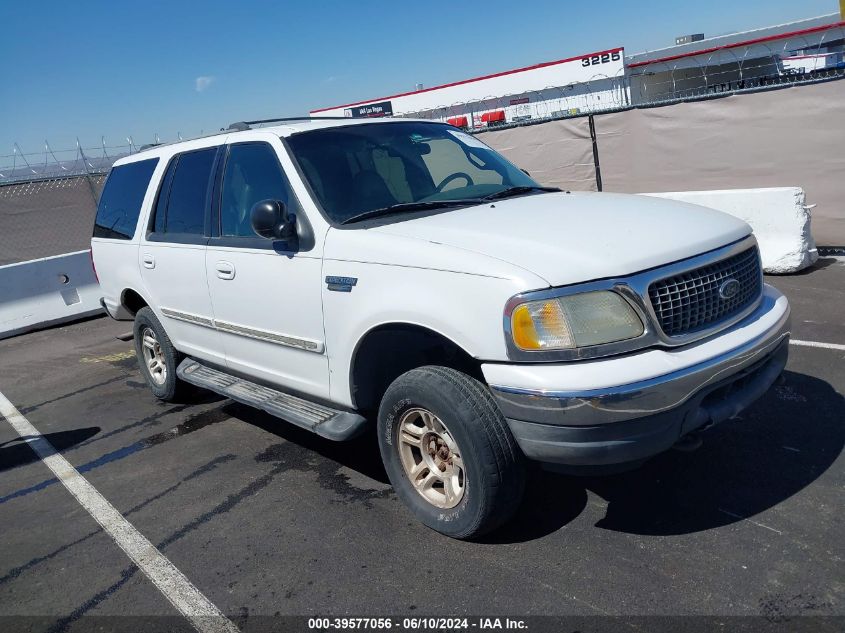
[310,48,628,129]
[627,13,845,103]
[310,13,845,130]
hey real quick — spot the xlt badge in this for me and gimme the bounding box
[326,276,358,292]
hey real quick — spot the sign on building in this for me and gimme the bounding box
[345,100,394,118]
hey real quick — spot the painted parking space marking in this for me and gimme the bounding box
[80,349,136,364]
[0,389,239,633]
[790,339,845,352]
[718,508,783,535]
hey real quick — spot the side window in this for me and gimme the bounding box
[153,158,177,234]
[93,158,159,239]
[220,143,298,237]
[152,148,217,236]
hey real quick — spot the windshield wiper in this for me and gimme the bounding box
[482,186,561,201]
[340,199,480,225]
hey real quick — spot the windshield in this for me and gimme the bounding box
[285,122,542,224]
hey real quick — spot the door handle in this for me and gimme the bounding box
[216,261,235,280]
[142,254,155,269]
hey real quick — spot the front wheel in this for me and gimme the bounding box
[377,366,526,539]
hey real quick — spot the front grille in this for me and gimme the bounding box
[648,246,762,337]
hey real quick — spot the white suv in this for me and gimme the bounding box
[92,118,791,538]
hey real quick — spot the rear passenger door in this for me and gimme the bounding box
[205,139,329,399]
[139,145,224,364]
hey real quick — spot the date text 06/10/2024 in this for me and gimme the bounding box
[307,618,528,630]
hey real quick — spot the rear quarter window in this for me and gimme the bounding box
[155,148,216,235]
[93,158,159,239]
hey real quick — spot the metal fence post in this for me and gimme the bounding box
[76,138,100,209]
[588,115,603,192]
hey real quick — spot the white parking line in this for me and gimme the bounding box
[790,339,845,352]
[718,508,783,535]
[0,390,239,633]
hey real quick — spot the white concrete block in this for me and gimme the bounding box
[0,250,104,340]
[643,187,818,274]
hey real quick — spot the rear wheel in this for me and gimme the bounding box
[133,307,191,402]
[378,366,526,539]
[139,326,167,387]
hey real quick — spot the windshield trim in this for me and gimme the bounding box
[340,198,486,226]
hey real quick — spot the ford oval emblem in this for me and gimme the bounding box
[719,278,741,300]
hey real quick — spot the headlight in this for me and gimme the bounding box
[510,290,644,351]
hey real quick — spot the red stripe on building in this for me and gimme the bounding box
[628,20,845,68]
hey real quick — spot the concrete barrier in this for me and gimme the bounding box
[643,187,818,274]
[0,187,818,340]
[0,250,103,340]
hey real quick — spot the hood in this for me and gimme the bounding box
[371,191,751,286]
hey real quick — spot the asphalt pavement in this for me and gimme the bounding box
[0,258,843,632]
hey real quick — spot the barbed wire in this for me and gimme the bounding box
[0,132,203,184]
[397,26,845,132]
[405,45,844,133]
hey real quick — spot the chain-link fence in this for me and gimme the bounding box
[402,24,845,133]
[1,140,146,264]
[0,140,138,185]
[627,24,845,107]
[398,61,843,134]
[405,72,630,129]
[408,66,844,136]
[0,174,106,266]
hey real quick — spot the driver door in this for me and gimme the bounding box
[205,138,329,400]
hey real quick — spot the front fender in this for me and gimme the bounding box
[322,262,543,408]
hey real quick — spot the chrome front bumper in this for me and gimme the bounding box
[488,296,791,467]
[492,305,790,427]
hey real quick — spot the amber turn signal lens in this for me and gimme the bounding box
[509,291,643,352]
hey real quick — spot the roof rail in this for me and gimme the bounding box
[227,116,348,131]
[131,116,352,155]
[133,127,234,154]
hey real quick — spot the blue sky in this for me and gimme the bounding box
[0,0,838,157]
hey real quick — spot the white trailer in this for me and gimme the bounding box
[779,51,845,74]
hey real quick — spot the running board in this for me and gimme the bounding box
[176,359,367,441]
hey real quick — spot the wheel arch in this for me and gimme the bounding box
[348,321,485,415]
[120,287,150,317]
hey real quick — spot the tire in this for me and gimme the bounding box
[133,307,191,402]
[377,366,526,539]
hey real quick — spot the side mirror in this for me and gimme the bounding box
[250,199,298,247]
